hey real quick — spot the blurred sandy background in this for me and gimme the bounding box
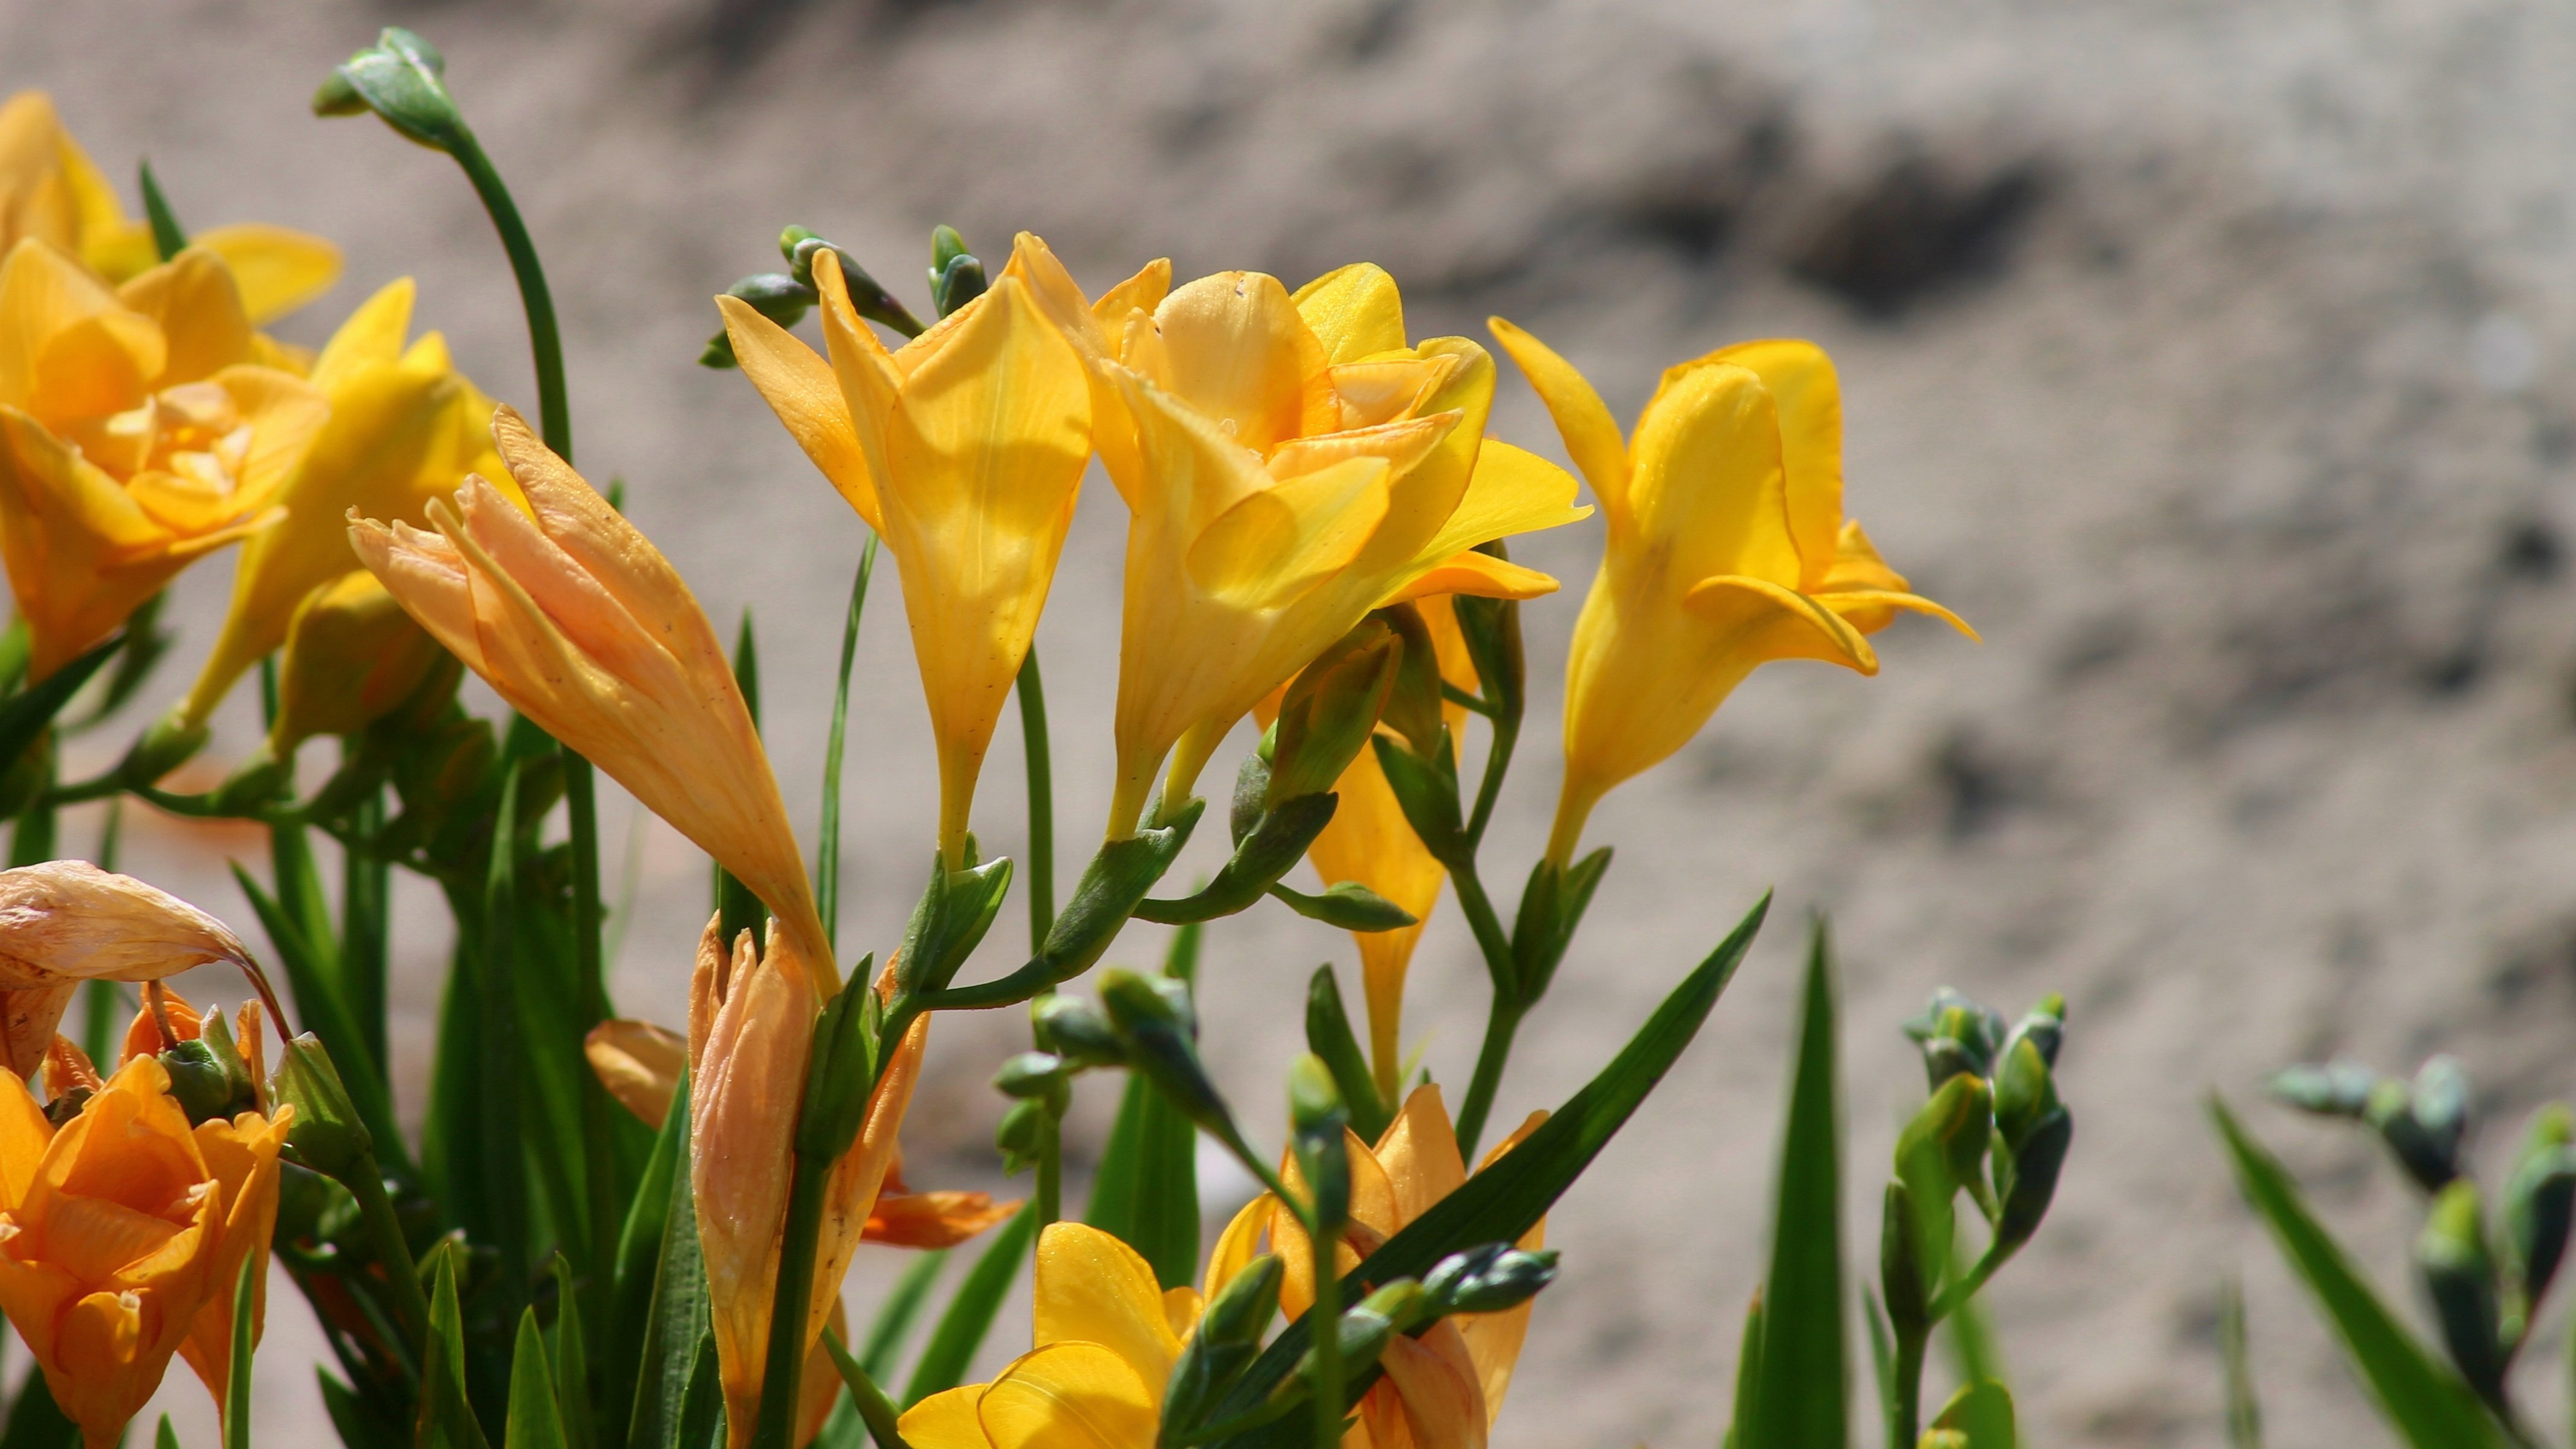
[13,0,2576,1442]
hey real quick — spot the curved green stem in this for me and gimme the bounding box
[1018,649,1055,953]
[446,131,569,460]
[1444,859,1520,1157]
[1305,1210,1343,1449]
[820,535,880,949]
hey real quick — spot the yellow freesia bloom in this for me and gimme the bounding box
[1210,1085,1546,1449]
[686,916,925,1448]
[1014,246,1587,838]
[1258,597,1477,1099]
[0,1049,289,1449]
[720,238,1091,863]
[0,237,327,680]
[172,277,501,731]
[349,405,830,975]
[1488,322,1978,863]
[1,91,341,319]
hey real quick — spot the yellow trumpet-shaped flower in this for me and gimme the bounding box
[685,916,926,1448]
[0,1049,289,1448]
[178,277,504,732]
[0,860,258,1079]
[1,91,341,319]
[349,405,830,975]
[0,237,328,680]
[1014,246,1586,837]
[1487,322,1978,863]
[1208,1085,1546,1449]
[720,237,1091,863]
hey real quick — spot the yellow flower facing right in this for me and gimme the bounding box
[1488,321,1977,863]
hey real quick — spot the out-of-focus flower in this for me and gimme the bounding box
[350,406,830,973]
[0,91,340,318]
[0,861,256,1079]
[722,239,1090,862]
[264,571,453,754]
[1014,246,1585,837]
[1487,322,1977,863]
[178,278,502,734]
[0,1048,288,1447]
[684,915,926,1446]
[0,237,327,680]
[1210,1085,1546,1447]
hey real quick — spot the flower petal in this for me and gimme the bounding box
[194,224,343,324]
[1148,271,1331,455]
[718,293,881,532]
[976,1342,1159,1449]
[1680,574,1880,675]
[1485,318,1629,519]
[1709,339,1842,586]
[585,1018,686,1129]
[1293,264,1409,366]
[1032,1222,1183,1397]
[1186,455,1392,610]
[1628,360,1800,588]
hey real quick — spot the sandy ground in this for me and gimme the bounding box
[11,0,2576,1442]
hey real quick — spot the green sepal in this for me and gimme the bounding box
[1267,881,1416,934]
[894,849,1014,996]
[1302,967,1389,1145]
[316,28,468,152]
[799,955,884,1162]
[926,803,1203,1010]
[1368,733,1462,865]
[1132,794,1336,925]
[1509,847,1610,1004]
[1929,1381,2014,1449]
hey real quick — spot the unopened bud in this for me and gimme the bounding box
[272,572,451,753]
[995,1098,1049,1176]
[1374,603,1446,761]
[2507,1106,2576,1308]
[1032,996,1124,1069]
[2269,1059,2377,1118]
[274,1032,372,1178]
[122,713,209,787]
[315,28,465,152]
[1269,621,1399,806]
[1421,1243,1558,1316]
[1993,1037,2059,1148]
[2418,1179,2505,1402]
[994,1052,1073,1120]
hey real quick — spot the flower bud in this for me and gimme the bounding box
[1267,621,1399,808]
[2506,1105,2576,1311]
[1031,995,1124,1069]
[993,1051,1073,1120]
[928,226,987,318]
[1099,969,1232,1140]
[2417,1179,2505,1403]
[1421,1243,1558,1316]
[1162,1254,1283,1440]
[1992,1036,2059,1149]
[2269,1058,2377,1118]
[1374,604,1447,763]
[796,969,880,1163]
[1902,988,2005,1087]
[0,861,255,989]
[274,1032,372,1179]
[121,713,209,788]
[270,572,453,755]
[1288,1053,1350,1233]
[995,1098,1049,1177]
[315,28,466,152]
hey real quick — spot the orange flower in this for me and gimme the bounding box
[0,1046,288,1448]
[0,861,260,1079]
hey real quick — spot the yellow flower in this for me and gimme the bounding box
[0,237,328,680]
[0,861,258,1079]
[1015,246,1586,837]
[1208,1085,1546,1449]
[685,916,926,1448]
[349,405,830,974]
[720,238,1091,863]
[178,277,504,732]
[0,1049,289,1448]
[264,571,453,755]
[1487,323,1977,863]
[1,91,341,319]
[1258,598,1477,1099]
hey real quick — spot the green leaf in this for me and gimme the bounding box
[1087,923,1205,1287]
[2221,1274,2263,1449]
[422,1243,497,1449]
[0,1364,80,1449]
[1205,891,1768,1438]
[1751,921,1844,1449]
[1929,1381,2013,1449]
[508,1308,571,1449]
[715,612,768,950]
[818,536,879,951]
[675,1333,725,1449]
[231,863,407,1175]
[859,1249,950,1383]
[629,1075,711,1449]
[474,766,533,1303]
[138,160,188,260]
[2209,1097,2505,1448]
[0,631,119,777]
[1301,965,1389,1144]
[903,1204,1038,1407]
[156,1413,182,1449]
[551,1256,596,1449]
[817,1329,910,1449]
[1727,1291,1764,1449]
[606,1064,691,1449]
[225,1250,258,1449]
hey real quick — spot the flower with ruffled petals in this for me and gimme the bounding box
[1489,322,1977,863]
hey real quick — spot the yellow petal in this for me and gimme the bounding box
[1293,264,1408,365]
[1034,1222,1185,1395]
[1376,549,1558,606]
[0,1071,53,1210]
[1709,339,1843,586]
[1485,317,1629,518]
[115,248,252,386]
[1377,1323,1489,1449]
[193,224,342,324]
[1627,360,1800,588]
[1204,1193,1275,1297]
[1091,257,1172,335]
[1149,271,1330,454]
[0,237,135,411]
[900,1385,993,1449]
[25,310,158,427]
[1371,1085,1468,1225]
[584,1019,687,1129]
[1187,456,1392,610]
[1680,574,1879,675]
[309,278,416,394]
[1818,586,1978,643]
[976,1342,1159,1449]
[1399,441,1589,576]
[718,293,881,531]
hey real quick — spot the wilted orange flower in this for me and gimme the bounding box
[0,861,259,1079]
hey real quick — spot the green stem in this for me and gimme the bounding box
[820,535,879,950]
[751,1155,833,1449]
[1462,708,1519,852]
[1890,1326,1927,1449]
[1452,997,1523,1162]
[447,132,569,460]
[1303,1206,1343,1449]
[1035,1107,1062,1233]
[347,1151,433,1348]
[1017,649,1055,952]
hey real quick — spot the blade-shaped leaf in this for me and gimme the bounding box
[818,535,879,951]
[2222,1273,2263,1449]
[1752,920,1844,1449]
[858,1248,949,1384]
[509,1308,571,1449]
[421,1243,496,1449]
[225,1250,256,1449]
[1087,922,1205,1287]
[607,1063,691,1449]
[0,631,119,776]
[903,1204,1038,1407]
[2210,1097,2505,1448]
[552,1256,596,1449]
[1727,1290,1764,1449]
[818,1328,909,1449]
[629,1073,711,1449]
[1205,892,1768,1438]
[1930,1381,2013,1449]
[0,1363,79,1449]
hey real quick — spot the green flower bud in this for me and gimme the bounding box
[1990,1106,2071,1258]
[2417,1179,2505,1404]
[1031,996,1124,1069]
[2268,1059,2377,1118]
[996,1099,1049,1177]
[1100,970,1233,1141]
[796,968,880,1163]
[2506,1105,2576,1311]
[122,713,209,788]
[1880,1177,1931,1338]
[994,1052,1074,1120]
[1162,1255,1283,1440]
[1269,619,1399,808]
[274,1033,373,1180]
[1421,1244,1558,1316]
[315,28,467,152]
[1289,1054,1350,1233]
[1903,989,2004,1083]
[1993,1036,2059,1149]
[1373,603,1446,763]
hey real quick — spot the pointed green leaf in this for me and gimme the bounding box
[2210,1098,2504,1448]
[509,1308,571,1449]
[2222,1274,2263,1449]
[606,1063,690,1449]
[1751,921,1844,1449]
[819,536,879,951]
[0,632,119,777]
[1728,1291,1765,1449]
[818,1328,910,1449]
[422,1243,496,1449]
[0,1364,80,1449]
[551,1256,596,1449]
[903,1204,1038,1407]
[629,1075,711,1449]
[225,1250,257,1449]
[1930,1381,2012,1449]
[156,1414,182,1449]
